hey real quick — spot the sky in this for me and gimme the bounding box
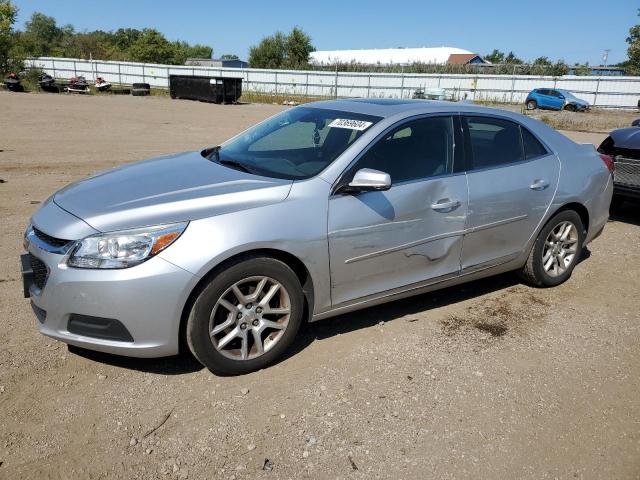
[12,0,637,65]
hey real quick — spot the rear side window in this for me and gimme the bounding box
[521,127,548,159]
[466,116,524,169]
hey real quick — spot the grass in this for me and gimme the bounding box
[240,91,331,105]
[529,109,638,133]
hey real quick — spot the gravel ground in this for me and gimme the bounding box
[1,92,639,480]
[493,103,638,133]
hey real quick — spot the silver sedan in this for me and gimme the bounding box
[22,99,613,374]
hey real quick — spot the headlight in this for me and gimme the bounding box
[67,223,187,269]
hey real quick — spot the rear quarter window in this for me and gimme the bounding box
[521,127,549,159]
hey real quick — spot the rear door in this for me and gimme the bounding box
[328,115,468,306]
[460,115,559,272]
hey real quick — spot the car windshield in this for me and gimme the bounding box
[558,90,578,100]
[205,107,382,180]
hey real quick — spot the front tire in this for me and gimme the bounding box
[186,256,304,375]
[518,210,585,287]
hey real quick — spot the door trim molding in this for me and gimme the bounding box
[343,214,527,265]
[344,230,464,264]
[465,214,528,234]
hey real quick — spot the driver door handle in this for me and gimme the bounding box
[431,199,460,211]
[530,179,550,191]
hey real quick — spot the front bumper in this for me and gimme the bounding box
[23,240,198,358]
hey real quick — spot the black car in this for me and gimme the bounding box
[598,121,640,207]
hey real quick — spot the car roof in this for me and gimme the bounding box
[303,98,508,119]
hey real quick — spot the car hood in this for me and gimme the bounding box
[566,98,588,106]
[609,127,640,150]
[53,151,294,232]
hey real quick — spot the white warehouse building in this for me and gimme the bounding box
[309,46,486,66]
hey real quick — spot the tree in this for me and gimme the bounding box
[5,9,214,66]
[112,28,142,52]
[626,9,640,74]
[549,60,568,76]
[532,56,552,66]
[504,51,523,64]
[249,31,286,68]
[21,12,62,56]
[484,49,505,64]
[128,28,174,64]
[283,27,314,69]
[249,27,314,69]
[171,40,212,64]
[0,0,19,73]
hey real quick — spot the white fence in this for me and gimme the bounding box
[28,57,640,109]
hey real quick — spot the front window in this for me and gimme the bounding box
[207,107,381,179]
[351,116,456,184]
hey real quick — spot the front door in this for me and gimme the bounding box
[460,115,560,272]
[548,90,565,110]
[328,115,468,306]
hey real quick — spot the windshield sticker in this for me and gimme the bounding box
[328,119,373,131]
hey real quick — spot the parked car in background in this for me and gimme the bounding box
[525,89,590,112]
[598,120,640,207]
[22,99,612,375]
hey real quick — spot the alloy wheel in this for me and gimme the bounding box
[542,221,578,277]
[209,276,291,360]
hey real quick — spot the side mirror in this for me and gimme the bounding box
[558,94,565,99]
[345,168,391,193]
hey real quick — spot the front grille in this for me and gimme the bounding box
[29,254,48,290]
[32,227,70,248]
[614,157,640,188]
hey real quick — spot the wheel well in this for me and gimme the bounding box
[555,202,589,234]
[178,249,314,353]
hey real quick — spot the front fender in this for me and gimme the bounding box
[158,178,333,314]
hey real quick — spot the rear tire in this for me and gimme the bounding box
[518,210,585,287]
[526,100,537,110]
[186,256,304,375]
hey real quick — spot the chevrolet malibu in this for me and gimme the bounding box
[22,99,613,375]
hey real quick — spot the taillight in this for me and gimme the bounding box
[599,153,614,173]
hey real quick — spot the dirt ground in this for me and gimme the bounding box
[1,92,639,480]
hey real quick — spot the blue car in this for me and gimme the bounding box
[525,88,590,112]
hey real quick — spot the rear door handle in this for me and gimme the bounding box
[431,199,460,211]
[530,179,549,191]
